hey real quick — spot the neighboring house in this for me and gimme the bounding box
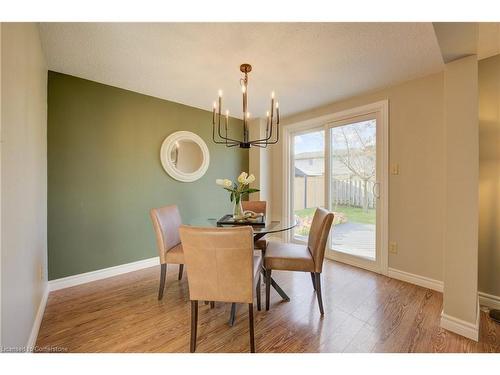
[294,151,325,210]
[294,151,375,210]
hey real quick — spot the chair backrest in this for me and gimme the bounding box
[179,225,254,304]
[307,208,334,273]
[242,201,266,215]
[150,205,182,263]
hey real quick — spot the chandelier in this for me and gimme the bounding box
[212,63,280,148]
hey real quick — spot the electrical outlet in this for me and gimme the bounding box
[389,242,398,254]
[391,164,400,175]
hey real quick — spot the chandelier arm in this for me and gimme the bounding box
[253,103,280,143]
[251,118,277,143]
[212,106,240,144]
[213,120,238,145]
[252,123,280,144]
[216,116,240,143]
[212,120,231,144]
[253,135,279,145]
[223,113,240,147]
[250,142,268,148]
[251,122,279,145]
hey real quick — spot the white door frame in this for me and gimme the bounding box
[282,100,389,275]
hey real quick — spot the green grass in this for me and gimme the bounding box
[294,205,375,225]
[294,207,317,219]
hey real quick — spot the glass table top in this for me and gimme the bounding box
[189,217,296,235]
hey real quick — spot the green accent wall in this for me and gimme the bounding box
[48,72,248,280]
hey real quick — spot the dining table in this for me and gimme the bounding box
[189,217,297,326]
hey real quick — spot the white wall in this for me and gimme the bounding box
[478,54,500,301]
[1,23,47,349]
[441,55,479,339]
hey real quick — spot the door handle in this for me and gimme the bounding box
[372,182,381,199]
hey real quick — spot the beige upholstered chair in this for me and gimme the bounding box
[264,207,334,315]
[150,205,185,300]
[179,225,262,353]
[242,200,267,253]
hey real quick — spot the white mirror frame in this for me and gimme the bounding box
[160,131,210,182]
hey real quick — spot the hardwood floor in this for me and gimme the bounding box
[36,260,500,353]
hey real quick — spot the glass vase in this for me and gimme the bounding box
[233,198,244,220]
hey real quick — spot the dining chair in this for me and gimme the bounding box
[264,207,334,315]
[150,205,185,300]
[242,200,267,253]
[179,225,262,353]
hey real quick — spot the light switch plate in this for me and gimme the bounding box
[391,164,400,175]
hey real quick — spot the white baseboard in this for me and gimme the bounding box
[26,285,49,352]
[48,256,159,292]
[478,291,500,310]
[387,267,443,292]
[440,300,480,342]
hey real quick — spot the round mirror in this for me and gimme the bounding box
[160,131,210,182]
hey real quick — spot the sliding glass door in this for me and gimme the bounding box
[288,102,388,274]
[291,129,325,241]
[326,113,381,271]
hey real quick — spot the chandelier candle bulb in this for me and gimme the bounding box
[212,102,216,124]
[276,102,280,123]
[218,95,222,125]
[270,96,275,125]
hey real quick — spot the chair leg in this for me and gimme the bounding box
[190,300,198,353]
[256,274,261,311]
[314,273,324,315]
[310,272,317,291]
[265,269,272,311]
[210,301,215,309]
[178,264,184,280]
[158,264,167,300]
[248,303,255,353]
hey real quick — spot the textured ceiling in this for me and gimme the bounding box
[39,23,444,118]
[478,23,500,60]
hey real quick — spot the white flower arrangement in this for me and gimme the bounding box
[216,172,259,206]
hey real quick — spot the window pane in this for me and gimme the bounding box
[293,130,325,240]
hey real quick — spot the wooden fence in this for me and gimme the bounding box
[331,178,375,209]
[294,175,375,210]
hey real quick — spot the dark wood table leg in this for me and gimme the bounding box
[228,303,237,326]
